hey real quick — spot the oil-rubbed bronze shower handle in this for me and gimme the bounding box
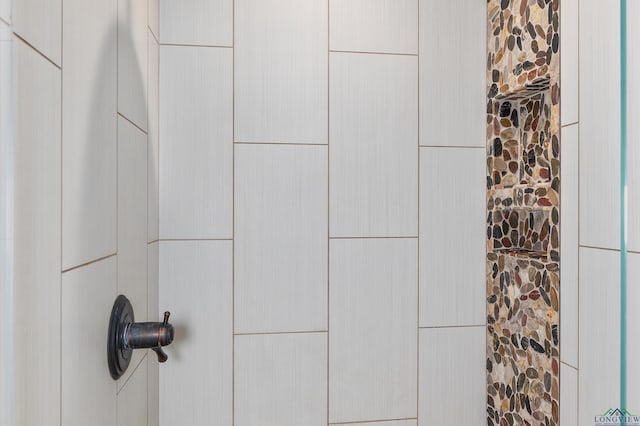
[108,295,175,380]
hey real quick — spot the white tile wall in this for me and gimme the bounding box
[147,29,159,242]
[235,333,327,426]
[118,0,148,130]
[159,45,233,239]
[13,37,61,426]
[579,0,620,250]
[62,257,117,426]
[0,0,9,24]
[419,147,484,327]
[235,144,328,333]
[160,0,231,46]
[117,358,148,426]
[159,241,233,426]
[329,238,417,423]
[330,52,418,237]
[117,116,149,389]
[418,327,484,426]
[329,0,418,55]
[13,0,61,65]
[235,0,328,144]
[561,0,579,126]
[419,0,485,147]
[560,363,578,426]
[579,247,619,423]
[560,125,579,367]
[62,0,117,269]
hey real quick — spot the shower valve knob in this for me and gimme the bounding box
[108,295,175,380]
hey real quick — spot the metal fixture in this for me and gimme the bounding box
[107,295,174,380]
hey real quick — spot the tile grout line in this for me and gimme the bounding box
[234,141,329,146]
[231,0,236,424]
[235,330,328,337]
[415,0,421,421]
[159,42,232,49]
[12,32,61,69]
[61,253,117,274]
[118,111,148,136]
[59,0,64,421]
[326,0,330,423]
[330,418,417,425]
[576,0,581,421]
[330,49,417,57]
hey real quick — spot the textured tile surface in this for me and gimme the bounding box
[419,327,485,426]
[159,241,232,426]
[329,238,417,423]
[62,257,117,426]
[235,144,327,333]
[13,0,61,65]
[117,359,148,426]
[235,0,328,144]
[420,0,485,147]
[559,363,577,426]
[117,116,148,389]
[330,52,418,237]
[560,0,578,125]
[579,248,619,424]
[235,333,327,426]
[330,0,417,54]
[118,0,148,130]
[419,147,485,326]
[13,38,61,426]
[62,0,117,269]
[147,30,159,242]
[560,125,578,367]
[579,0,620,250]
[159,46,233,239]
[160,0,231,46]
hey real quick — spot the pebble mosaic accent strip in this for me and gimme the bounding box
[486,0,560,425]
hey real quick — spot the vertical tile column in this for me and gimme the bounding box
[234,1,329,424]
[158,2,234,424]
[485,1,561,426]
[417,1,486,425]
[329,2,418,424]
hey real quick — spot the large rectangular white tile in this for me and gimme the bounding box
[159,46,232,239]
[12,37,61,426]
[330,52,418,237]
[160,0,231,46]
[561,0,578,125]
[329,238,417,423]
[418,327,484,426]
[118,359,148,426]
[117,116,148,390]
[235,144,327,333]
[419,147,484,327]
[628,0,640,253]
[147,30,159,243]
[62,256,117,426]
[329,0,417,55]
[579,0,620,250]
[560,125,578,367]
[0,0,9,24]
[560,363,577,426]
[235,333,327,426]
[235,0,328,144]
[159,241,232,426]
[62,0,117,269]
[147,242,159,426]
[419,0,485,147]
[13,0,61,65]
[118,0,148,130]
[579,248,619,423]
